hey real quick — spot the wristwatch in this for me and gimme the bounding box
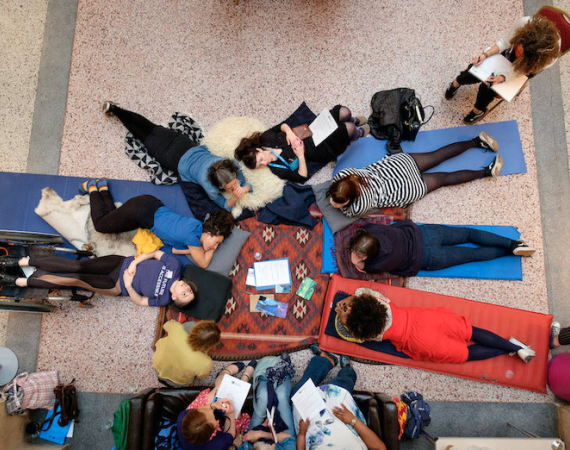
[350,418,357,426]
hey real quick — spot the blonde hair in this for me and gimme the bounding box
[511,16,561,75]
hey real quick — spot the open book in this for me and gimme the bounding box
[468,54,528,102]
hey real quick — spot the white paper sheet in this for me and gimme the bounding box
[291,379,327,420]
[309,109,338,146]
[215,374,251,418]
[254,258,291,289]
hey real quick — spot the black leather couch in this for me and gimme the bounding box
[125,387,400,450]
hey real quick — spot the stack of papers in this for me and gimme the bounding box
[253,258,292,291]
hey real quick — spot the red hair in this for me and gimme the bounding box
[327,174,367,207]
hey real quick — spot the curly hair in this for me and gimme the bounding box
[202,210,235,238]
[345,293,388,341]
[207,159,239,190]
[511,16,560,75]
[327,174,367,207]
[181,409,216,444]
[188,321,221,353]
[235,133,262,169]
[349,229,380,260]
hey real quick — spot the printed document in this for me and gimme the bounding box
[215,374,251,418]
[254,258,291,290]
[310,109,338,146]
[291,379,327,420]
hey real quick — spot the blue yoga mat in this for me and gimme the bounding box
[0,171,192,249]
[415,224,522,280]
[321,221,523,280]
[334,120,526,176]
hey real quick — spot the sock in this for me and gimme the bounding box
[559,327,570,346]
[97,178,108,191]
[79,179,98,195]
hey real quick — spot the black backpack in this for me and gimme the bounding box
[368,88,433,154]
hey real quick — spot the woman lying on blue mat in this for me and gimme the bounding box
[80,180,234,268]
[0,250,196,308]
[327,132,502,217]
[234,106,368,183]
[348,220,535,276]
[102,102,251,211]
[335,288,536,364]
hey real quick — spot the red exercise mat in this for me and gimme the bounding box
[318,274,552,393]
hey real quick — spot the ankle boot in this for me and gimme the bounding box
[0,255,20,269]
[0,272,18,286]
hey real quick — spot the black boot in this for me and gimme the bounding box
[0,255,20,269]
[0,272,18,286]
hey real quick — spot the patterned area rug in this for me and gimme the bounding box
[156,209,408,359]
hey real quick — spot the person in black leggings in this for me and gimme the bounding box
[0,250,196,308]
[102,101,252,211]
[80,180,234,269]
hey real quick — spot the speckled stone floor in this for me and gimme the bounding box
[1,0,566,405]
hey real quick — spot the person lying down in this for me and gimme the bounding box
[335,288,538,364]
[0,250,197,308]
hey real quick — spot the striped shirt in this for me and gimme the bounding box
[333,153,427,217]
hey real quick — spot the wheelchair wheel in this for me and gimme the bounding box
[0,299,55,313]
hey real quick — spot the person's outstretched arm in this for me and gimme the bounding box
[333,403,387,450]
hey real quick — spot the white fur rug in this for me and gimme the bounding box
[203,116,286,216]
[35,187,136,257]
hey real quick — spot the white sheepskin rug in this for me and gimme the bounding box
[202,116,286,216]
[35,187,136,257]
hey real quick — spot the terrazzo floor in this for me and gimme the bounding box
[0,0,561,404]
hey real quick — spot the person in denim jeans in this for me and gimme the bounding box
[292,346,386,450]
[348,220,535,277]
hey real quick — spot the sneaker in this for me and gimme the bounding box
[0,272,18,286]
[549,320,562,350]
[463,109,486,124]
[509,337,535,363]
[309,344,338,366]
[512,241,536,257]
[550,321,561,349]
[340,355,351,368]
[486,154,503,178]
[445,81,459,100]
[476,132,499,152]
[0,255,20,269]
[101,101,119,115]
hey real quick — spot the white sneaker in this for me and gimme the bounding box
[101,100,119,115]
[509,337,535,363]
[478,131,499,152]
[489,154,503,178]
[512,241,536,257]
